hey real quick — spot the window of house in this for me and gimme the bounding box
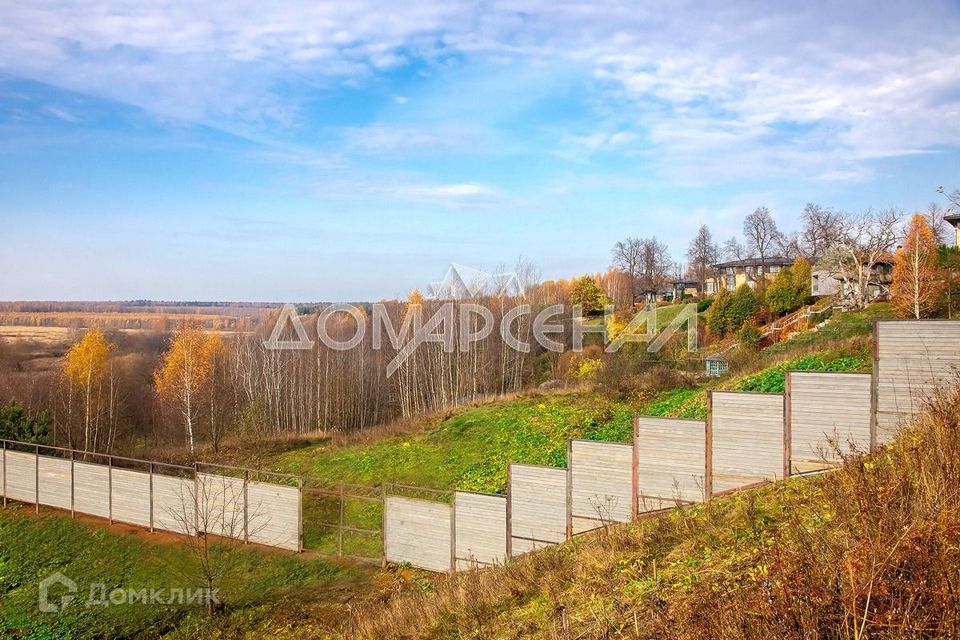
[769,265,780,274]
[726,275,736,290]
[812,274,819,294]
[746,265,754,275]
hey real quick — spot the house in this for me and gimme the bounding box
[703,256,793,295]
[811,255,894,301]
[947,212,960,247]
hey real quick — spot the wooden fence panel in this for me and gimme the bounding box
[569,440,633,533]
[152,473,195,535]
[876,320,960,443]
[5,450,37,503]
[709,391,785,495]
[454,491,507,569]
[509,464,568,556]
[788,372,872,473]
[247,481,300,551]
[111,468,152,527]
[635,417,706,511]
[37,455,71,511]
[73,461,110,519]
[384,495,452,572]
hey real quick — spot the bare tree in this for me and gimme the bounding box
[165,471,267,617]
[722,236,747,261]
[743,207,783,264]
[938,185,960,212]
[926,202,950,246]
[821,208,904,309]
[610,237,643,305]
[686,225,720,293]
[785,203,847,261]
[638,237,673,302]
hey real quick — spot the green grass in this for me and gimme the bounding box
[0,506,363,640]
[762,302,894,356]
[641,350,871,420]
[275,393,638,496]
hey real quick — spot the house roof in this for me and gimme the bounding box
[711,256,793,270]
[946,212,960,227]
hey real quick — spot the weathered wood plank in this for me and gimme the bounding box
[384,495,451,572]
[454,491,507,568]
[710,392,785,494]
[569,440,632,533]
[635,417,705,511]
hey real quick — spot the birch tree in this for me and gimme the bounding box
[64,328,111,451]
[891,214,943,319]
[155,324,218,455]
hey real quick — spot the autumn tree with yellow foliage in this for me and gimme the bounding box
[891,214,944,319]
[155,324,222,454]
[64,327,113,451]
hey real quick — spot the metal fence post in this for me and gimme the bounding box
[2,441,7,508]
[297,477,304,554]
[70,449,75,519]
[784,373,793,479]
[449,491,457,573]
[35,444,39,513]
[107,455,113,524]
[505,463,512,560]
[705,391,714,500]
[631,416,640,520]
[193,462,200,536]
[381,483,388,568]
[337,483,345,557]
[243,470,249,544]
[565,440,573,539]
[148,462,154,533]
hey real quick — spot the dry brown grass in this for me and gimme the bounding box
[0,325,75,345]
[336,381,960,639]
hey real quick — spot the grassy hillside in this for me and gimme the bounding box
[342,381,960,639]
[277,393,637,495]
[251,305,891,495]
[0,507,370,639]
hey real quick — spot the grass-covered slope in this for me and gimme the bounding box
[343,381,960,639]
[259,305,891,494]
[277,393,637,495]
[0,508,368,639]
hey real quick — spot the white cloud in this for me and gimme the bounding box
[1,1,959,184]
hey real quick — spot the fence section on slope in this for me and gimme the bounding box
[787,371,873,473]
[0,444,302,552]
[634,416,706,511]
[569,440,634,534]
[708,391,786,496]
[875,320,960,443]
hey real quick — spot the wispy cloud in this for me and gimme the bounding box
[1,1,959,195]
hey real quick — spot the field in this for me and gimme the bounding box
[0,301,274,333]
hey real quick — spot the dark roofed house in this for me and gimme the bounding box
[703,256,793,294]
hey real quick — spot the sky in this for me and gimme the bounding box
[1,1,959,302]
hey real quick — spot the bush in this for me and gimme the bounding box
[727,284,760,333]
[697,298,714,313]
[765,268,797,316]
[737,321,763,351]
[707,289,734,336]
[0,400,50,443]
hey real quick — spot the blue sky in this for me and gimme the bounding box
[1,1,959,302]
